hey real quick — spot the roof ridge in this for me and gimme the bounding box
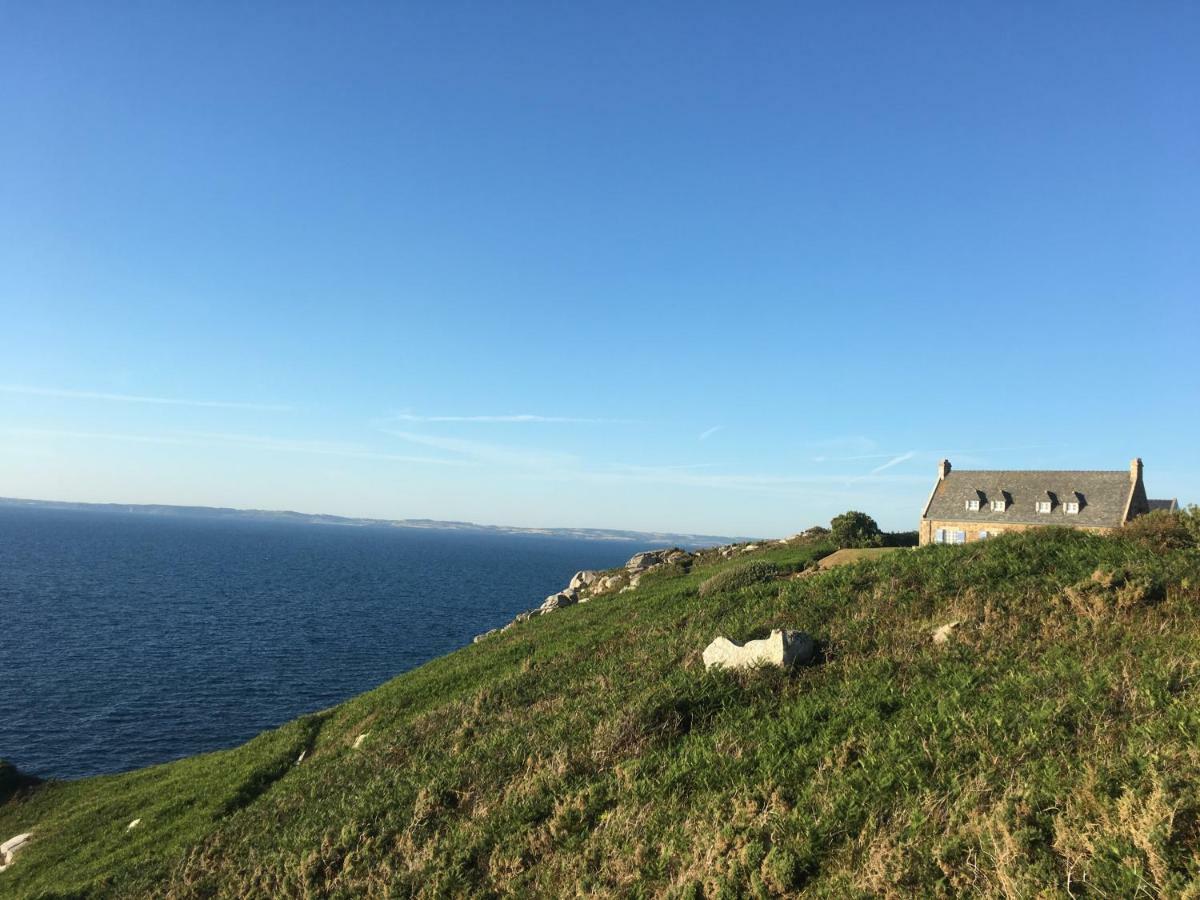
[949,469,1126,474]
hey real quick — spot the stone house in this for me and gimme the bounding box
[918,458,1176,545]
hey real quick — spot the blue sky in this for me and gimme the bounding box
[1,3,1196,536]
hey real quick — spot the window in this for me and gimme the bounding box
[965,499,980,511]
[991,499,1007,512]
[1064,501,1079,514]
[935,528,946,543]
[978,530,989,540]
[1036,501,1052,514]
[954,530,967,544]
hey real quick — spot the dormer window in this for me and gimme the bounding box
[1064,501,1079,514]
[1035,501,1052,513]
[965,499,979,511]
[990,495,1007,512]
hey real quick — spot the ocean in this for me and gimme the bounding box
[0,505,648,780]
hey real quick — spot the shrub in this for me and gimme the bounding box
[698,561,780,597]
[0,759,40,803]
[1123,510,1196,553]
[830,510,884,549]
[882,530,919,548]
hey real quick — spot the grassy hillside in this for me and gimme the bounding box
[2,528,1199,897]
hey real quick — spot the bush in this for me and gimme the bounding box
[882,530,919,548]
[830,511,883,549]
[1123,509,1199,553]
[698,561,780,597]
[0,759,40,804]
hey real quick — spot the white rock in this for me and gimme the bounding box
[743,544,760,552]
[569,570,599,590]
[472,628,499,643]
[353,733,369,749]
[127,818,141,831]
[702,630,815,671]
[539,590,578,613]
[625,550,665,571]
[932,622,960,645]
[296,750,306,764]
[0,833,31,867]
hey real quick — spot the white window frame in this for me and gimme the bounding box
[1064,501,1079,514]
[1035,501,1052,514]
[965,499,980,511]
[935,528,946,543]
[990,499,1007,512]
[954,530,967,544]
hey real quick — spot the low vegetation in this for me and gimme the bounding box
[698,561,780,597]
[2,523,1200,897]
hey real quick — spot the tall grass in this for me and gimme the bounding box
[1,529,1198,897]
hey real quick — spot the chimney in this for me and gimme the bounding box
[938,459,952,480]
[1130,457,1143,484]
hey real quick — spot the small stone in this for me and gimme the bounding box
[296,750,306,764]
[702,630,815,671]
[127,819,141,831]
[932,622,960,645]
[353,733,369,749]
[473,628,499,643]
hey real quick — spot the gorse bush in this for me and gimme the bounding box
[697,560,780,597]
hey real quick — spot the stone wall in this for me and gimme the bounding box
[918,519,1115,546]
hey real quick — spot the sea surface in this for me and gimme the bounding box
[0,506,649,779]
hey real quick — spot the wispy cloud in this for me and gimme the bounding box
[3,427,191,445]
[847,450,916,484]
[0,384,291,412]
[385,412,626,424]
[698,425,723,441]
[580,462,926,495]
[379,428,578,468]
[182,432,473,465]
[5,427,470,466]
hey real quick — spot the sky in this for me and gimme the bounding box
[1,3,1196,536]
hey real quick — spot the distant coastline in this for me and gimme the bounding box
[0,496,750,549]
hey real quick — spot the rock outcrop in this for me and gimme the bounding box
[702,630,815,671]
[473,548,699,641]
[569,570,600,590]
[539,589,579,613]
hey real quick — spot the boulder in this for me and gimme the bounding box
[539,590,578,613]
[473,628,499,643]
[743,543,760,553]
[625,551,663,571]
[569,570,600,591]
[1,832,31,868]
[702,630,815,671]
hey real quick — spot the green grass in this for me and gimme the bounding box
[2,529,1199,897]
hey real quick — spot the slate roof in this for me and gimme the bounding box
[1147,498,1179,513]
[922,469,1136,528]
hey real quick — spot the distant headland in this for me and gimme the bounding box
[0,496,750,549]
